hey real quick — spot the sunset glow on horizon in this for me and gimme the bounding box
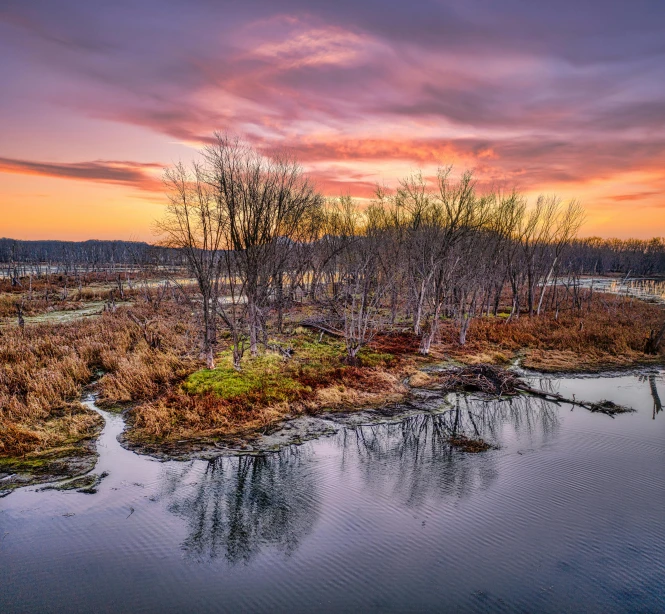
[1,1,664,241]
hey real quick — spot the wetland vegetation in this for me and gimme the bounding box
[1,137,664,489]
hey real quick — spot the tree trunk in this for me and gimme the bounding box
[645,321,665,355]
[205,346,215,370]
[536,257,558,316]
[459,316,471,345]
[248,298,259,356]
[413,281,426,335]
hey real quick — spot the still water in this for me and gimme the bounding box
[1,372,664,613]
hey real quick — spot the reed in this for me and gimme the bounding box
[0,304,197,457]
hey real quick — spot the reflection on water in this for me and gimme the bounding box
[641,373,663,418]
[155,394,559,563]
[162,448,318,564]
[1,371,664,613]
[339,395,559,507]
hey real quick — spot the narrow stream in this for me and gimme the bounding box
[1,371,664,613]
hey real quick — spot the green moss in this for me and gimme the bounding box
[292,333,394,367]
[292,336,344,359]
[0,445,88,471]
[357,348,395,367]
[182,332,396,404]
[183,351,305,403]
[0,456,50,470]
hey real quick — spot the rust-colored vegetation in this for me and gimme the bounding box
[1,284,663,460]
[439,294,665,371]
[0,303,196,457]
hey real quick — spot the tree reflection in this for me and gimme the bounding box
[338,394,558,506]
[157,393,560,563]
[640,373,663,419]
[160,446,319,564]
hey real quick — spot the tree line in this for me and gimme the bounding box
[4,134,663,368]
[159,133,656,369]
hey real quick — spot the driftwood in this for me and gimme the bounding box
[513,383,635,416]
[427,364,636,418]
[300,319,345,338]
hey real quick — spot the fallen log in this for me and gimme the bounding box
[513,384,635,416]
[417,364,636,418]
[299,319,345,338]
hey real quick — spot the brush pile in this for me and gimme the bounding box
[417,364,637,418]
[447,434,494,452]
[433,364,523,396]
[587,400,636,416]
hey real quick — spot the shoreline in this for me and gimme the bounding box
[2,360,662,495]
[2,287,664,492]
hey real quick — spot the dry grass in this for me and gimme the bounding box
[0,272,145,318]
[126,337,407,442]
[439,294,664,371]
[2,287,663,456]
[409,371,434,387]
[0,303,198,457]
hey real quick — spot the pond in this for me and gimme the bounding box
[1,371,664,613]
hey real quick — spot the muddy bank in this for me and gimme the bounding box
[118,364,646,461]
[120,386,453,461]
[2,365,658,496]
[0,430,101,495]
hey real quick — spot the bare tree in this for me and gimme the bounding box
[160,134,322,369]
[202,133,323,356]
[158,161,225,369]
[337,197,394,363]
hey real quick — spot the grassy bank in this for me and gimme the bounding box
[0,304,197,458]
[126,335,406,444]
[1,291,663,469]
[437,296,665,372]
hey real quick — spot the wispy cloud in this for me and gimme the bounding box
[0,157,164,192]
[1,0,664,236]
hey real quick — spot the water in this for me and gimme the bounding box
[1,372,664,613]
[578,277,665,304]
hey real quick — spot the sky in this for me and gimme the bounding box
[1,0,664,241]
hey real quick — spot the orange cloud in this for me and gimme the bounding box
[0,157,164,192]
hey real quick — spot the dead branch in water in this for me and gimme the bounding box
[425,364,636,417]
[513,383,635,416]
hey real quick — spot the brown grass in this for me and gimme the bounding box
[0,303,198,457]
[438,294,664,371]
[126,353,408,443]
[2,288,663,457]
[0,271,148,318]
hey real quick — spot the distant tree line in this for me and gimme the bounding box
[566,237,665,277]
[0,238,185,282]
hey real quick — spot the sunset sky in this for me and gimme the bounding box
[1,0,664,241]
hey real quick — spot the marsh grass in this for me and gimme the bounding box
[127,334,403,442]
[0,271,145,319]
[439,294,664,371]
[0,303,197,457]
[1,289,663,456]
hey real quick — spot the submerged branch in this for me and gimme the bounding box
[422,364,636,417]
